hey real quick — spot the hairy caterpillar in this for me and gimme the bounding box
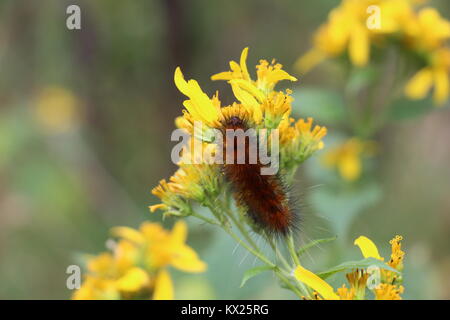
[220,115,298,236]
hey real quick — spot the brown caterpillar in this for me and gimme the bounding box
[220,115,298,236]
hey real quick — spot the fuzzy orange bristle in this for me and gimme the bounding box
[221,116,297,236]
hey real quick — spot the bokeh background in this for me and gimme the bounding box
[0,0,449,299]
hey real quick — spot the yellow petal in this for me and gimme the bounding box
[240,47,251,81]
[153,269,174,300]
[171,220,188,244]
[349,25,369,66]
[405,68,433,100]
[433,69,449,105]
[231,79,266,103]
[111,226,145,244]
[265,69,297,84]
[293,265,339,300]
[171,245,207,273]
[87,253,114,275]
[174,67,219,124]
[354,236,383,260]
[211,71,233,81]
[230,81,263,123]
[115,267,150,292]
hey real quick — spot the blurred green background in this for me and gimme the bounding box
[0,0,449,299]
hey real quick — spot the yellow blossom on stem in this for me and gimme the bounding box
[73,221,206,300]
[322,138,376,181]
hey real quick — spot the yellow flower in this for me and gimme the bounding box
[345,269,369,299]
[73,221,206,300]
[72,276,120,300]
[211,48,297,124]
[296,0,376,71]
[405,47,450,105]
[336,285,356,300]
[405,8,450,51]
[150,138,220,214]
[34,86,80,133]
[296,0,437,72]
[322,138,376,181]
[374,283,404,300]
[73,240,149,300]
[354,235,405,291]
[279,117,327,167]
[211,47,297,94]
[388,235,405,271]
[113,220,207,273]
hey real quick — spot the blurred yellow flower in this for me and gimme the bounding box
[73,221,206,300]
[34,86,80,133]
[405,8,450,51]
[405,47,450,105]
[297,0,450,105]
[322,138,376,181]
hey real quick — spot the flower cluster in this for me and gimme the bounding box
[151,48,327,216]
[72,221,206,300]
[297,0,450,105]
[294,235,405,300]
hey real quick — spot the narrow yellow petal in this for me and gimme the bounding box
[240,47,251,81]
[349,25,369,66]
[294,265,339,300]
[433,69,449,105]
[171,220,187,244]
[174,67,190,96]
[265,69,298,84]
[111,226,145,244]
[211,71,233,81]
[405,68,433,100]
[354,236,383,260]
[153,269,174,300]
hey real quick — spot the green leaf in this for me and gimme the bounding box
[389,97,434,121]
[317,257,399,280]
[240,265,275,288]
[291,87,346,124]
[297,236,338,256]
